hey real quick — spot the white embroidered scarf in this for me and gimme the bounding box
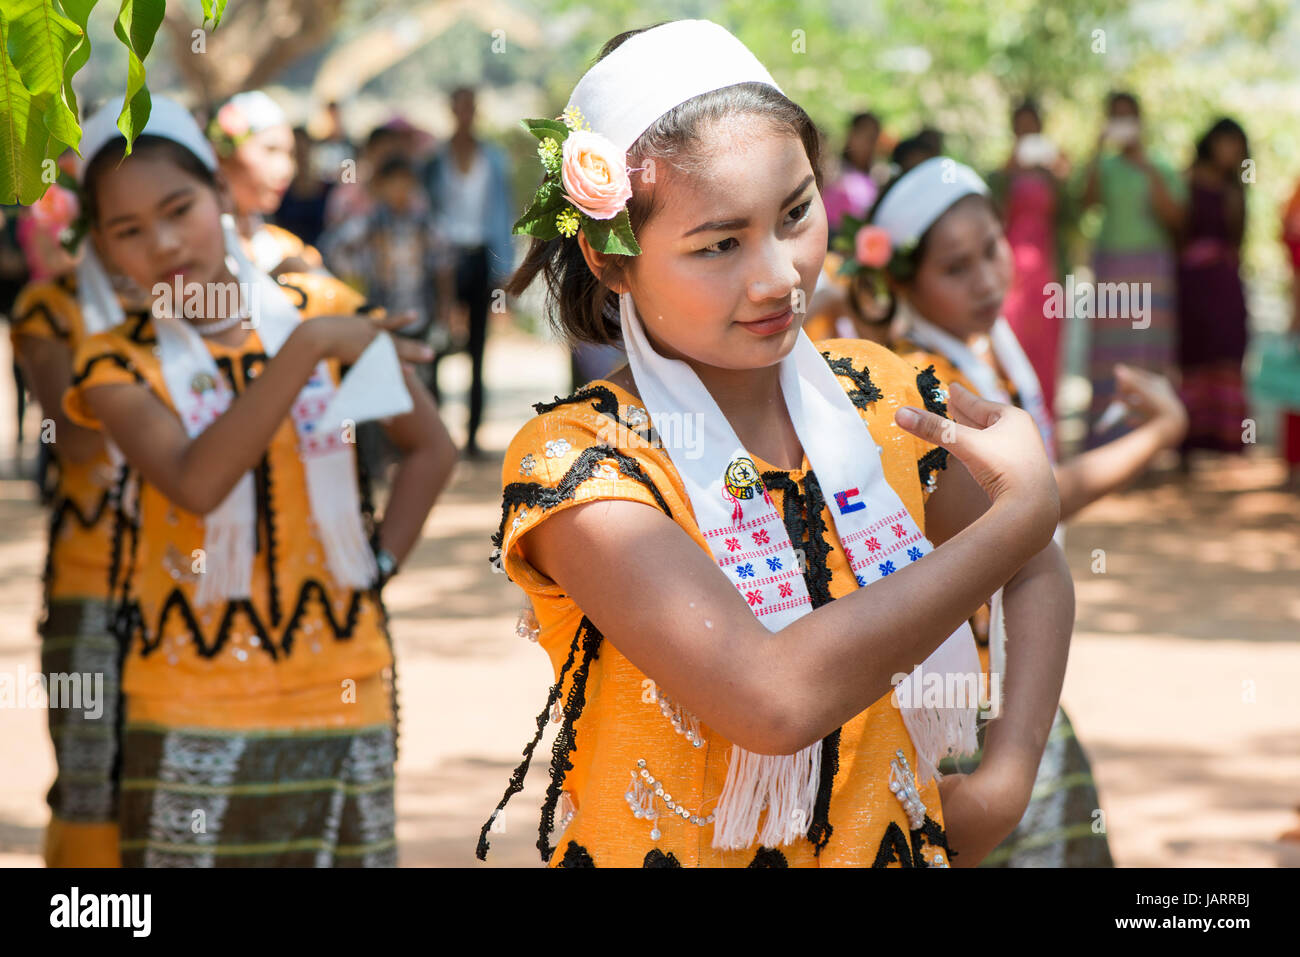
[619,293,980,850]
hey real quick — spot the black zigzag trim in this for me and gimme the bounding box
[14,301,71,341]
[747,847,789,867]
[643,848,682,868]
[70,353,145,388]
[558,841,595,867]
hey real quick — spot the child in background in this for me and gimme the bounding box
[64,96,456,866]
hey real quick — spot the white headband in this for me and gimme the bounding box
[566,19,783,155]
[77,95,217,183]
[217,90,289,136]
[871,156,990,249]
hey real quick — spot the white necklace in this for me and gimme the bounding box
[189,312,249,337]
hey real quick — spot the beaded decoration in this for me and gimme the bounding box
[889,749,928,831]
[649,686,703,748]
[625,758,715,843]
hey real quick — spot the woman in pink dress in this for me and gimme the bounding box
[990,100,1070,449]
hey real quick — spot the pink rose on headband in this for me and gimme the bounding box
[216,103,249,140]
[560,130,633,221]
[854,225,892,269]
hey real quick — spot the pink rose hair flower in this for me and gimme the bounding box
[854,225,892,269]
[216,103,249,140]
[560,129,633,221]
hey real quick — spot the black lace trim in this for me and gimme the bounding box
[492,445,673,556]
[531,384,659,446]
[558,841,595,867]
[909,814,953,868]
[871,815,953,867]
[807,727,841,854]
[42,482,117,599]
[747,847,789,867]
[475,615,592,862]
[918,447,950,491]
[760,469,841,853]
[872,821,914,867]
[532,384,620,418]
[821,352,883,409]
[537,618,602,862]
[643,849,682,868]
[915,365,949,417]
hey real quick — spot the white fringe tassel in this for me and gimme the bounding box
[194,474,256,607]
[899,699,979,787]
[304,449,378,588]
[711,742,821,851]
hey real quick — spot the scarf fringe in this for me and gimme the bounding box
[194,475,256,607]
[304,450,378,588]
[712,742,821,851]
[900,701,979,786]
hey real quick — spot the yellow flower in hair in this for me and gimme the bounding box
[556,207,581,237]
[561,105,589,131]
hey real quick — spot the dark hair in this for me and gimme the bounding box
[506,25,823,346]
[374,155,416,181]
[81,134,219,226]
[891,135,937,172]
[1195,116,1248,163]
[1106,90,1140,115]
[841,111,880,164]
[866,172,997,320]
[1012,97,1041,127]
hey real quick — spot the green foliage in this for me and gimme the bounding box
[1,0,216,205]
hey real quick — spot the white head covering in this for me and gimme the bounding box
[871,155,990,250]
[566,19,782,155]
[551,22,979,855]
[216,90,289,135]
[75,96,218,335]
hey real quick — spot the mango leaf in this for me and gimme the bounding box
[0,8,52,204]
[512,179,567,238]
[580,208,641,256]
[112,0,165,155]
[521,117,570,143]
[60,0,101,126]
[199,0,227,29]
[8,0,82,150]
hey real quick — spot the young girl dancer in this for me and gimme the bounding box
[63,96,455,866]
[479,19,1073,868]
[11,265,131,867]
[858,156,1186,865]
[208,90,324,275]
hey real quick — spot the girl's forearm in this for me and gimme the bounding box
[377,442,455,565]
[1054,422,1166,521]
[980,543,1074,791]
[771,497,1056,750]
[177,324,325,513]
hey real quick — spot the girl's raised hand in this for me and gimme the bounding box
[895,381,1059,537]
[300,311,435,366]
[1113,363,1188,449]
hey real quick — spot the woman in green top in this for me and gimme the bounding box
[1081,91,1186,450]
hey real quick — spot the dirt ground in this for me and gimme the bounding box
[0,322,1297,868]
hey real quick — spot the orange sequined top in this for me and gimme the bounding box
[63,273,393,728]
[249,222,324,272]
[11,274,122,602]
[483,338,958,868]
